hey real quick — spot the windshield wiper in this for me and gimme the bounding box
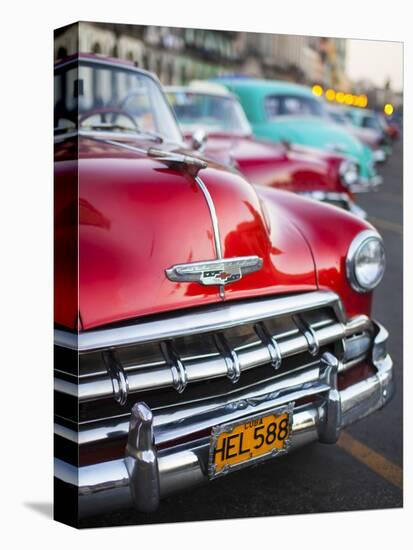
[84,124,164,143]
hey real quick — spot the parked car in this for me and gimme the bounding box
[325,104,389,163]
[54,54,394,522]
[386,112,403,136]
[343,107,392,160]
[382,116,400,141]
[214,77,382,191]
[166,83,368,217]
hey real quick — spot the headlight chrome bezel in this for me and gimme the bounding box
[346,230,386,293]
[339,159,359,187]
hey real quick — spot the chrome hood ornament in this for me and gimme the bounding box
[147,147,207,177]
[166,256,263,287]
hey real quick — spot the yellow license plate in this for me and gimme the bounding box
[208,403,294,479]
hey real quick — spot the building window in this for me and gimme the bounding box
[57,46,67,60]
[167,62,174,84]
[156,57,162,79]
[111,44,119,58]
[180,64,187,85]
[92,42,101,54]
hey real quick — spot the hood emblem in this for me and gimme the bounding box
[166,256,263,287]
[147,147,207,177]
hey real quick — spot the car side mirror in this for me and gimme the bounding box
[192,129,208,152]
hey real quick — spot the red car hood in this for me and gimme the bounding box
[200,133,286,165]
[190,133,345,193]
[188,132,341,166]
[55,136,317,330]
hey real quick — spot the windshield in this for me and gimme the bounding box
[264,94,325,119]
[54,60,182,143]
[327,110,348,126]
[361,115,382,131]
[166,91,252,135]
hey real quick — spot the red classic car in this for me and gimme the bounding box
[54,54,393,525]
[166,84,366,218]
[383,117,401,141]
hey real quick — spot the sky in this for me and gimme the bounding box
[346,39,403,91]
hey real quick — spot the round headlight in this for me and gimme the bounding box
[339,159,359,187]
[346,230,385,292]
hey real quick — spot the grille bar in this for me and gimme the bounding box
[56,360,328,447]
[54,313,372,402]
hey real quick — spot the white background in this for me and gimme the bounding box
[0,0,409,547]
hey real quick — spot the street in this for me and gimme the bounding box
[81,139,403,528]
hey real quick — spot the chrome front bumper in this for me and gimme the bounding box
[373,149,387,163]
[55,324,394,517]
[350,174,383,193]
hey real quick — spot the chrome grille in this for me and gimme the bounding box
[54,291,373,412]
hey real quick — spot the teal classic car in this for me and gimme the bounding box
[343,107,392,160]
[214,78,381,191]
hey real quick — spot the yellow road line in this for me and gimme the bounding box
[337,431,403,489]
[368,216,403,236]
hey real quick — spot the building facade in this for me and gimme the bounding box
[54,22,347,88]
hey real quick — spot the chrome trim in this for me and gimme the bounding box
[339,159,359,188]
[54,323,394,517]
[103,351,129,406]
[372,323,389,364]
[346,229,385,293]
[54,329,78,350]
[54,290,345,351]
[165,256,263,287]
[57,322,378,451]
[343,332,371,363]
[193,174,225,299]
[318,353,341,443]
[55,314,372,402]
[293,314,320,356]
[147,147,208,177]
[191,128,208,152]
[160,341,187,394]
[54,354,363,448]
[125,403,160,513]
[254,322,282,370]
[352,174,383,192]
[214,332,241,383]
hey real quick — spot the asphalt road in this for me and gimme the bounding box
[81,139,403,528]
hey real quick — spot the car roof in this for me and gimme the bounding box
[214,77,315,98]
[166,82,235,99]
[347,107,376,118]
